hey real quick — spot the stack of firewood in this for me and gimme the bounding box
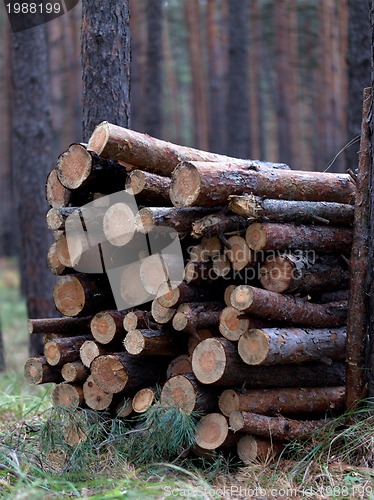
[25,122,355,463]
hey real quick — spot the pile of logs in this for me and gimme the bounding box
[25,122,355,463]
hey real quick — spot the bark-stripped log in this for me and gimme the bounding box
[44,336,91,366]
[172,302,222,334]
[61,361,89,383]
[132,387,156,413]
[230,285,347,328]
[237,327,346,365]
[53,275,115,317]
[195,413,237,450]
[259,254,349,294]
[28,317,92,336]
[136,206,214,235]
[56,143,127,191]
[170,161,355,207]
[90,310,126,344]
[90,352,166,393]
[218,386,345,417]
[79,340,105,368]
[191,213,248,239]
[123,329,183,356]
[24,357,62,385]
[87,122,289,177]
[161,374,217,414]
[237,435,284,464]
[192,337,345,386]
[52,383,84,408]
[166,355,193,379]
[230,411,331,441]
[83,375,113,411]
[245,223,352,254]
[126,169,171,205]
[229,195,354,226]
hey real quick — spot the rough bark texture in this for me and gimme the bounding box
[238,327,346,365]
[192,214,248,239]
[346,88,371,407]
[136,207,213,236]
[172,302,222,334]
[230,285,347,328]
[61,361,89,383]
[44,335,90,366]
[219,386,345,417]
[170,161,355,208]
[123,310,156,332]
[28,317,92,336]
[87,123,288,177]
[228,195,354,226]
[230,411,331,441]
[11,23,56,356]
[82,0,130,141]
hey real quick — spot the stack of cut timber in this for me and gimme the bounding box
[25,122,355,463]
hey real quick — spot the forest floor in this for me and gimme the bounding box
[0,259,373,499]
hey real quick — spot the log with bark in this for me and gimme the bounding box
[219,307,275,342]
[172,302,223,334]
[90,310,126,344]
[192,337,345,386]
[229,411,331,441]
[123,310,157,332]
[47,242,68,276]
[237,327,346,365]
[24,357,62,385]
[237,435,284,464]
[157,281,221,308]
[123,329,184,356]
[170,161,355,207]
[126,170,172,205]
[230,285,347,328]
[218,386,345,417]
[228,195,354,226]
[61,361,89,383]
[194,413,238,450]
[191,213,248,239]
[79,340,105,368]
[83,374,113,411]
[224,236,253,271]
[246,223,352,254]
[132,387,156,413]
[57,143,127,191]
[166,355,193,379]
[259,253,349,294]
[87,122,289,177]
[44,335,91,366]
[28,317,92,336]
[151,299,176,324]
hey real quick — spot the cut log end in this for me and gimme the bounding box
[53,276,86,317]
[172,312,188,332]
[225,236,251,271]
[151,300,175,324]
[259,256,294,293]
[229,411,245,432]
[195,413,229,450]
[246,223,267,251]
[116,398,133,418]
[230,285,254,311]
[219,306,250,341]
[52,384,84,408]
[161,375,197,413]
[83,375,113,411]
[91,355,128,393]
[170,163,201,207]
[87,121,110,155]
[24,357,60,385]
[157,281,180,308]
[57,144,92,189]
[91,311,120,344]
[80,340,104,368]
[132,388,155,413]
[237,435,283,464]
[135,208,154,234]
[192,338,227,384]
[46,169,71,208]
[218,389,240,417]
[126,169,147,195]
[237,329,270,365]
[61,361,88,383]
[44,340,62,366]
[103,202,136,246]
[123,330,145,355]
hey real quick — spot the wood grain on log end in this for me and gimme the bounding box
[194,413,229,450]
[103,202,136,246]
[52,383,84,408]
[83,375,113,410]
[91,355,129,393]
[192,338,227,384]
[57,144,92,189]
[87,121,110,155]
[132,388,155,413]
[80,340,105,368]
[61,361,89,383]
[219,306,250,341]
[161,375,197,413]
[170,162,201,207]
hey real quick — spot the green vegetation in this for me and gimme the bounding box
[0,262,373,498]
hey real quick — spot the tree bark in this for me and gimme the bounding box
[172,302,222,334]
[230,411,331,441]
[11,22,56,356]
[136,207,213,236]
[87,122,289,177]
[245,223,352,254]
[192,337,345,387]
[123,329,183,356]
[191,214,248,239]
[219,386,345,417]
[157,282,220,309]
[28,316,92,336]
[170,161,355,208]
[44,335,91,366]
[228,195,354,226]
[123,310,156,332]
[219,307,275,342]
[82,0,130,141]
[126,170,171,206]
[237,327,346,365]
[24,357,62,385]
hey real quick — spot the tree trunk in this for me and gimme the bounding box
[170,162,355,208]
[144,0,163,137]
[230,285,347,328]
[219,386,345,417]
[81,0,130,141]
[228,195,354,226]
[346,0,371,170]
[227,0,249,158]
[230,411,331,441]
[237,327,346,365]
[11,22,56,356]
[192,337,345,387]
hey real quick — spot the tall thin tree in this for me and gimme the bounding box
[81,0,131,141]
[11,23,56,356]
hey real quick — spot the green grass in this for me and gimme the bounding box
[0,260,374,498]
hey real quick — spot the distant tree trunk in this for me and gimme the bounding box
[226,0,250,159]
[346,0,371,171]
[81,0,131,141]
[130,0,146,133]
[0,319,5,372]
[11,24,56,356]
[206,0,226,154]
[185,0,210,150]
[144,0,163,137]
